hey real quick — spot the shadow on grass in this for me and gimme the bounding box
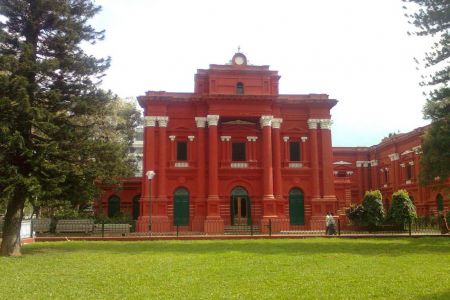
[22,237,450,257]
[417,290,450,300]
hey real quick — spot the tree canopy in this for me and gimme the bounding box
[0,0,140,256]
[403,0,450,187]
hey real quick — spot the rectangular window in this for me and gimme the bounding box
[406,164,412,180]
[289,142,301,161]
[232,142,246,161]
[177,142,187,161]
[384,171,389,184]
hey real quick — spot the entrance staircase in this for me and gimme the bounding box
[224,225,261,235]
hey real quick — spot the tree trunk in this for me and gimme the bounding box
[1,191,26,256]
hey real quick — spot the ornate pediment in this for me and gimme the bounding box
[222,120,255,125]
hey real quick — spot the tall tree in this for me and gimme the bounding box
[403,0,450,187]
[0,0,139,256]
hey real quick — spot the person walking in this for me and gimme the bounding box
[325,212,336,235]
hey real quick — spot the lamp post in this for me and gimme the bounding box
[146,170,156,236]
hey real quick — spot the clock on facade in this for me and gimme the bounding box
[232,53,247,65]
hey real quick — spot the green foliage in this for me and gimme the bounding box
[94,213,132,224]
[387,190,417,225]
[345,204,366,226]
[403,0,450,186]
[0,0,141,252]
[362,190,385,227]
[346,190,385,227]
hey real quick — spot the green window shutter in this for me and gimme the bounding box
[108,196,120,218]
[174,191,189,226]
[132,196,140,220]
[289,190,304,225]
[437,194,444,212]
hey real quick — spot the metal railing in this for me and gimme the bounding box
[14,217,446,238]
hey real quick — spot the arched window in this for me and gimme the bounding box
[436,194,444,212]
[236,82,244,95]
[108,196,120,218]
[132,195,140,220]
[173,188,189,226]
[289,188,304,225]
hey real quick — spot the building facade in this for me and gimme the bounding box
[96,53,449,233]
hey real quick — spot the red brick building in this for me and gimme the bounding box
[97,52,449,233]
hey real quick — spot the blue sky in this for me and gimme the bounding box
[88,0,431,146]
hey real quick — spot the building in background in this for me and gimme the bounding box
[96,52,449,233]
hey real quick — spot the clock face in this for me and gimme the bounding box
[234,55,245,65]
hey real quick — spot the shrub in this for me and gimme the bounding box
[95,213,132,224]
[345,204,366,225]
[362,190,385,228]
[387,190,417,226]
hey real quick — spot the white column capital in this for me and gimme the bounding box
[307,119,319,129]
[319,119,333,130]
[260,115,273,127]
[188,135,195,141]
[144,116,157,127]
[356,161,370,168]
[272,118,283,129]
[169,135,176,141]
[388,153,399,161]
[195,117,207,128]
[370,159,378,166]
[408,161,414,166]
[246,136,258,142]
[206,115,219,126]
[157,116,169,127]
[220,136,231,142]
[301,136,308,142]
[283,136,290,142]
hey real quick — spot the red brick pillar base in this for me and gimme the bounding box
[136,216,150,232]
[204,217,224,234]
[152,216,171,233]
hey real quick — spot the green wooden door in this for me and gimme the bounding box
[174,188,189,226]
[289,189,304,225]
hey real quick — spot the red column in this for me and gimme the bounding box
[370,160,379,189]
[169,135,176,165]
[204,115,223,234]
[261,116,275,202]
[357,161,364,197]
[272,118,283,200]
[389,153,399,191]
[320,119,336,199]
[157,117,168,201]
[307,119,320,199]
[207,115,220,204]
[301,136,308,165]
[195,117,206,200]
[188,135,195,162]
[193,117,206,231]
[138,116,156,231]
[283,136,289,165]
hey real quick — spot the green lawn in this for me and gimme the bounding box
[1,238,449,299]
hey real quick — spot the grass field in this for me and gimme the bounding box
[1,238,449,299]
